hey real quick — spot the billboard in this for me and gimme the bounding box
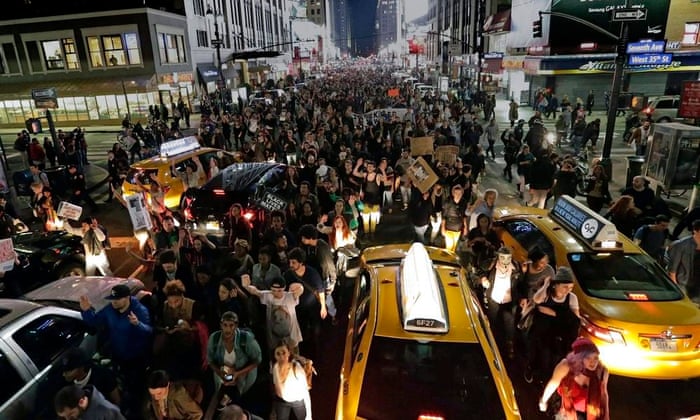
[549,0,671,54]
[664,0,700,52]
[507,0,550,50]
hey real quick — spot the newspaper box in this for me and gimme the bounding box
[645,123,700,190]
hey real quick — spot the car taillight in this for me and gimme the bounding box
[642,107,653,114]
[581,317,626,345]
[213,189,226,196]
[418,415,444,420]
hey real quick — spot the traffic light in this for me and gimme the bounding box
[532,16,543,38]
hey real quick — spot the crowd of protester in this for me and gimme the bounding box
[31,64,700,420]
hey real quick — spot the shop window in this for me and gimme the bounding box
[682,23,699,46]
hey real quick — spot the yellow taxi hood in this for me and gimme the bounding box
[583,295,700,326]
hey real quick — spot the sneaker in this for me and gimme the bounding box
[524,365,534,384]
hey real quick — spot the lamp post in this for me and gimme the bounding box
[121,80,131,122]
[207,1,226,112]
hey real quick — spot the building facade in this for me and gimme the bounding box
[329,0,352,56]
[0,7,192,127]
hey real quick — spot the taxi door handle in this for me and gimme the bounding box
[356,352,364,362]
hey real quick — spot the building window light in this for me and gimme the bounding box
[682,22,699,46]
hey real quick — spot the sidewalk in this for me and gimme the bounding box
[489,96,690,216]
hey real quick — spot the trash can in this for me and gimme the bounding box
[626,156,645,188]
[44,165,67,194]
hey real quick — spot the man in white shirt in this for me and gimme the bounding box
[242,274,304,352]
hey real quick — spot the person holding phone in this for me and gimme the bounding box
[207,311,262,408]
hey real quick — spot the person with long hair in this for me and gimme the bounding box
[466,213,501,272]
[523,267,581,384]
[539,338,610,420]
[604,195,642,238]
[271,341,312,420]
[318,214,358,277]
[585,164,612,213]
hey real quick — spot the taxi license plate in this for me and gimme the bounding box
[205,222,220,230]
[650,338,677,352]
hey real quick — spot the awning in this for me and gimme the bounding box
[482,58,503,74]
[197,63,220,84]
[483,9,511,35]
[224,50,282,62]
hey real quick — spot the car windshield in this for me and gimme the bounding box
[357,337,507,420]
[126,168,158,185]
[568,252,683,301]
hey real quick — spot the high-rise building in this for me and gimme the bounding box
[306,0,327,26]
[329,0,352,55]
[376,0,403,52]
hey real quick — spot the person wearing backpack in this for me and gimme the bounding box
[207,311,262,407]
[633,214,670,266]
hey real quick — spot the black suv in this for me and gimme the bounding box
[2,230,85,296]
[181,162,288,247]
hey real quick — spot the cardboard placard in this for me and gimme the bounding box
[435,145,460,165]
[388,88,400,97]
[410,136,434,156]
[0,238,15,272]
[407,157,439,193]
[125,194,153,231]
[57,201,83,221]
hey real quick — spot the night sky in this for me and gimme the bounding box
[349,0,378,56]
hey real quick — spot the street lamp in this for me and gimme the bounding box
[207,1,226,112]
[121,80,135,122]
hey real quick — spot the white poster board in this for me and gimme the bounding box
[0,238,15,272]
[125,194,153,231]
[57,201,83,221]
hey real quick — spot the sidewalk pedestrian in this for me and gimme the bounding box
[508,98,519,127]
[586,90,595,116]
[667,219,700,303]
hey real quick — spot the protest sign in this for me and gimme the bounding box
[407,157,439,193]
[410,136,434,156]
[57,201,83,221]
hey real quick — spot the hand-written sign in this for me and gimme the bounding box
[435,145,460,165]
[258,191,287,212]
[407,157,439,193]
[57,201,83,221]
[410,136,434,156]
[0,238,16,272]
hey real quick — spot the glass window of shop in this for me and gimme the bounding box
[0,90,159,125]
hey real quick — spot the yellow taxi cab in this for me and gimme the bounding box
[336,242,520,420]
[493,195,700,380]
[121,136,235,209]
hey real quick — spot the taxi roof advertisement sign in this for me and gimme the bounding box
[550,196,619,249]
[679,81,700,119]
[549,0,670,54]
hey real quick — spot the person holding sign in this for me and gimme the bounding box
[64,217,112,276]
